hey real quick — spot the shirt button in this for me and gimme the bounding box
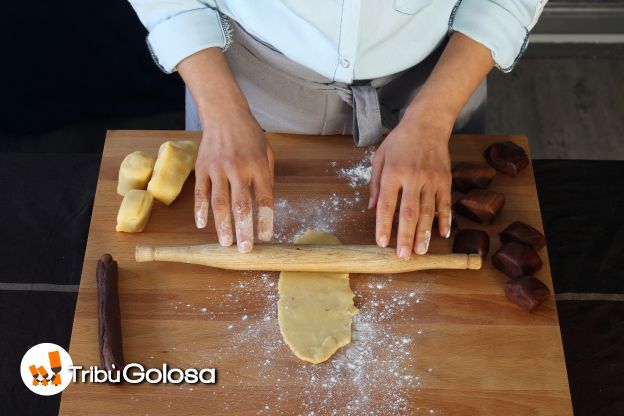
[339,58,350,68]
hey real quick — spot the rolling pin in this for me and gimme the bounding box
[135,244,481,274]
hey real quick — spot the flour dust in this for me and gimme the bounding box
[149,150,440,415]
[335,148,374,188]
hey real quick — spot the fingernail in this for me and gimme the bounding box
[219,233,232,246]
[238,240,252,253]
[378,235,388,248]
[416,242,427,254]
[195,202,208,229]
[417,230,431,254]
[234,208,253,250]
[368,197,374,210]
[399,247,411,259]
[257,206,274,242]
[445,227,451,239]
[218,220,233,245]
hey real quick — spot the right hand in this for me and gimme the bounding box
[194,106,274,253]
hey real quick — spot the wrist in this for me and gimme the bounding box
[400,100,455,145]
[197,90,251,129]
[403,92,457,130]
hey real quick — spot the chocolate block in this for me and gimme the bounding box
[504,275,551,312]
[452,229,490,256]
[453,189,505,225]
[499,221,546,250]
[452,162,497,193]
[483,141,529,176]
[492,242,543,278]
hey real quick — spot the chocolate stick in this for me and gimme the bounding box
[97,254,125,376]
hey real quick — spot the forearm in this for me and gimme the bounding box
[404,32,494,132]
[177,48,250,129]
[181,48,274,250]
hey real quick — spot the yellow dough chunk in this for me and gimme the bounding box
[147,141,197,205]
[117,151,156,196]
[170,140,199,170]
[116,190,154,233]
[278,231,359,364]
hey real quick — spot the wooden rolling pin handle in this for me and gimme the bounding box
[135,244,155,262]
[467,254,482,270]
[136,243,482,273]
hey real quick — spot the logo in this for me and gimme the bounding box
[21,343,217,394]
[69,364,217,384]
[20,343,73,396]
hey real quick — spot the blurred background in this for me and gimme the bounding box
[0,1,623,415]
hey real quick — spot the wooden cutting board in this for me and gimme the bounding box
[60,130,573,415]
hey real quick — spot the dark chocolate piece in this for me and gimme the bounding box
[453,189,505,225]
[452,162,497,193]
[452,229,490,256]
[504,275,551,312]
[97,254,125,377]
[483,141,529,176]
[499,221,546,250]
[492,242,543,278]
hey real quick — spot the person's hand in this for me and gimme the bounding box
[194,106,274,253]
[368,109,453,258]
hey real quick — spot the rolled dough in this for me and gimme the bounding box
[278,231,358,364]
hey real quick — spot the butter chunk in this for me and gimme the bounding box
[117,151,156,196]
[148,141,196,205]
[116,190,154,233]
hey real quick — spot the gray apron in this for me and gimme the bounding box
[186,21,486,146]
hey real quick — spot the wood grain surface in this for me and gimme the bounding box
[60,130,573,416]
[135,243,482,273]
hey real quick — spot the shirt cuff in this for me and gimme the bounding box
[147,8,230,73]
[449,0,530,72]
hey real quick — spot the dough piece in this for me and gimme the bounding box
[147,141,196,205]
[117,151,156,196]
[116,189,154,232]
[169,140,199,170]
[278,231,358,364]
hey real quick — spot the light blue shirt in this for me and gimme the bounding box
[129,0,547,82]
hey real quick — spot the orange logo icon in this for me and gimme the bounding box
[21,343,73,395]
[28,351,63,387]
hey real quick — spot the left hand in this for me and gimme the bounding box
[368,108,454,258]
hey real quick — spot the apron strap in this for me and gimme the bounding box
[349,85,384,147]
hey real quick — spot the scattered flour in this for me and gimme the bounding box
[152,153,441,414]
[272,192,366,244]
[167,269,436,415]
[336,149,374,188]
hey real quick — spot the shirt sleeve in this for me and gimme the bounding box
[128,0,231,73]
[449,0,548,72]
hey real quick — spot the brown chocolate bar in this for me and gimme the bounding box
[453,189,505,225]
[499,221,546,250]
[483,141,529,176]
[97,254,125,378]
[452,229,490,256]
[504,275,551,312]
[492,242,543,278]
[452,162,497,193]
